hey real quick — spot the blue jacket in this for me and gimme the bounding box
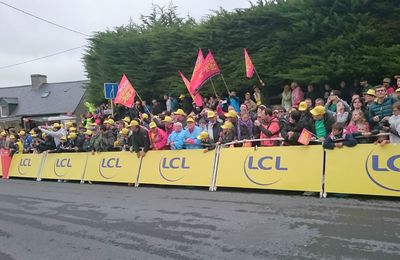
[229,96,240,113]
[23,135,33,150]
[168,131,185,150]
[183,126,202,149]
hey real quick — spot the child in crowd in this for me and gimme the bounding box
[323,122,357,149]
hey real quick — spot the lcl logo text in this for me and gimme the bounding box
[371,155,400,172]
[19,159,31,167]
[246,156,288,171]
[55,159,72,168]
[100,158,122,168]
[161,157,190,169]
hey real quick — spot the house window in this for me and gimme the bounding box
[0,106,6,117]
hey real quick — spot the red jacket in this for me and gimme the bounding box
[259,118,281,146]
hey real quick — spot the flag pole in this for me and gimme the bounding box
[253,67,265,86]
[220,74,231,94]
[135,91,152,115]
[210,78,218,97]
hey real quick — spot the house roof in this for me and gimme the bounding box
[0,80,88,116]
[0,97,18,104]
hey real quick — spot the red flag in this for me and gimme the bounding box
[297,128,313,145]
[244,48,255,78]
[193,93,203,107]
[190,49,204,83]
[179,71,203,107]
[114,74,136,108]
[190,51,220,94]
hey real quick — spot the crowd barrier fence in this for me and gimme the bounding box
[4,144,400,197]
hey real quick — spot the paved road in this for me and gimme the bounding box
[0,179,399,260]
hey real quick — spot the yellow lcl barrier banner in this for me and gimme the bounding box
[83,152,139,183]
[325,144,400,197]
[8,153,44,179]
[41,153,88,180]
[138,149,215,187]
[216,146,323,192]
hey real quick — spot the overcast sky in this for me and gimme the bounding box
[0,0,251,87]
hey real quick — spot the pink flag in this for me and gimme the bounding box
[114,74,136,108]
[244,48,255,78]
[190,51,220,94]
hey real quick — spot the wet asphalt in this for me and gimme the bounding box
[0,179,399,260]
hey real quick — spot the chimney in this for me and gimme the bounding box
[31,74,47,89]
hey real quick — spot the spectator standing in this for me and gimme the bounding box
[290,82,304,108]
[281,84,292,112]
[368,85,396,130]
[388,101,400,143]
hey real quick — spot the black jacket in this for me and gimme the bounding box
[129,128,150,153]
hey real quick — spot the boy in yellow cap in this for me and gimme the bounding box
[197,131,216,153]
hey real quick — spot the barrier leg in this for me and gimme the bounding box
[134,156,143,188]
[320,149,327,198]
[209,145,221,192]
[80,153,89,184]
[36,152,47,182]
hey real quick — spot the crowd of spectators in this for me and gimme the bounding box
[1,76,400,158]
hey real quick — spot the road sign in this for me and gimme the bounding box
[104,83,119,99]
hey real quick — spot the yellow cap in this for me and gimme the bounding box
[31,134,38,138]
[298,101,308,111]
[149,122,157,128]
[60,136,67,141]
[113,140,121,147]
[396,88,400,93]
[365,89,376,96]
[197,131,209,140]
[179,94,185,99]
[65,121,73,127]
[224,110,237,118]
[29,130,36,135]
[310,105,326,116]
[68,133,77,139]
[130,120,139,127]
[162,116,173,123]
[221,121,234,130]
[174,109,185,116]
[123,116,131,123]
[42,133,47,138]
[19,130,26,136]
[207,111,216,118]
[84,130,93,136]
[142,114,148,119]
[69,127,77,132]
[52,123,61,128]
[120,128,129,135]
[9,135,15,140]
[105,119,115,125]
[187,117,195,123]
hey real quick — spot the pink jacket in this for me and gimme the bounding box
[291,87,304,107]
[148,128,168,150]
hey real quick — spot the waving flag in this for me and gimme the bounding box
[190,51,220,94]
[298,128,313,145]
[190,49,205,83]
[179,70,203,107]
[114,74,136,108]
[244,48,255,78]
